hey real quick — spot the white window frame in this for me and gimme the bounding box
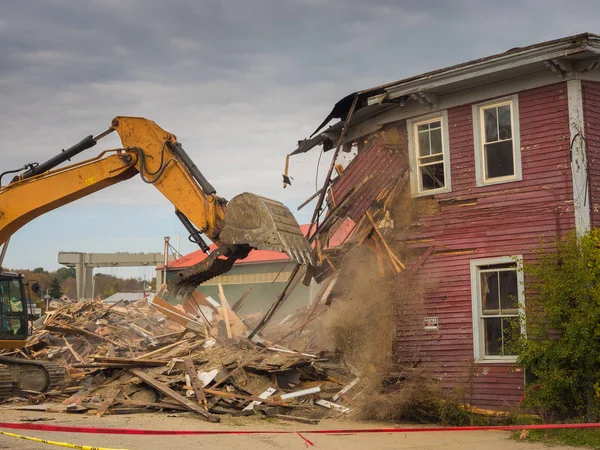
[472,95,522,187]
[470,256,525,363]
[407,111,451,197]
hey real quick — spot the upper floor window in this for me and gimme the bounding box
[473,95,521,186]
[408,112,451,196]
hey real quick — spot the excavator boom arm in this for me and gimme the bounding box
[0,116,313,297]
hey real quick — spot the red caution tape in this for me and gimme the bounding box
[1,422,600,436]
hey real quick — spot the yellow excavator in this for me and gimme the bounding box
[0,116,313,398]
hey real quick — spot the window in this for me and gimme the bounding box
[473,96,521,186]
[408,112,451,196]
[0,278,26,338]
[470,257,524,362]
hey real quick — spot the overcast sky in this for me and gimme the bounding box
[1,0,599,279]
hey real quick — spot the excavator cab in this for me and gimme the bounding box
[0,273,28,345]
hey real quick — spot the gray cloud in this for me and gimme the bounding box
[1,0,599,270]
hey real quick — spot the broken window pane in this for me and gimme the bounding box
[484,108,498,142]
[498,104,512,140]
[430,127,442,155]
[484,317,502,355]
[485,141,514,179]
[499,270,519,312]
[481,272,499,314]
[418,130,431,157]
[421,163,444,190]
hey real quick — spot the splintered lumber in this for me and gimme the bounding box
[183,358,207,408]
[129,369,220,423]
[217,284,232,339]
[231,285,254,313]
[150,295,205,334]
[77,357,168,368]
[203,389,289,407]
[45,324,119,346]
[365,211,405,271]
[62,337,84,364]
[97,388,121,417]
[215,308,329,388]
[136,339,190,360]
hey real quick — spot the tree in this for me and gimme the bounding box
[32,267,46,274]
[55,267,76,282]
[48,277,63,299]
[514,230,600,421]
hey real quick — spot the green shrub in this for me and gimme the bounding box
[514,230,600,421]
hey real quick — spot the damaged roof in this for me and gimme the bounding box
[294,32,600,154]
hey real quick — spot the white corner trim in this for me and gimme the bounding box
[472,95,522,187]
[407,111,452,197]
[470,255,524,364]
[567,79,591,235]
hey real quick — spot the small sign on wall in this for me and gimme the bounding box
[424,317,439,331]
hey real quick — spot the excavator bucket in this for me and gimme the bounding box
[220,193,314,265]
[166,193,313,299]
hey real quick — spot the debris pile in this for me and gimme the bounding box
[1,295,360,423]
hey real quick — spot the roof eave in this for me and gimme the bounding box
[384,40,599,100]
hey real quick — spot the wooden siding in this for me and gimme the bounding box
[395,82,575,410]
[329,139,407,221]
[582,80,600,227]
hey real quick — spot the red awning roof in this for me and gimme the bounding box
[165,221,355,270]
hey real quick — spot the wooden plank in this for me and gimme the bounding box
[183,358,207,408]
[73,363,169,369]
[150,295,205,334]
[231,285,254,313]
[135,339,190,360]
[217,284,232,339]
[203,388,290,407]
[114,399,187,411]
[129,369,220,423]
[92,357,168,365]
[365,211,405,271]
[97,388,121,417]
[46,324,119,346]
[62,337,85,364]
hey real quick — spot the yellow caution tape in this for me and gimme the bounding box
[0,430,129,450]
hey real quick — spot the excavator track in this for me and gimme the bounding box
[0,356,65,399]
[0,368,12,402]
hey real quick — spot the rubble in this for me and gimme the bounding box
[0,294,359,423]
[0,124,418,424]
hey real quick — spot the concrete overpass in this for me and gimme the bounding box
[58,252,175,300]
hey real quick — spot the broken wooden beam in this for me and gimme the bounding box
[183,358,207,409]
[97,388,121,418]
[129,369,220,423]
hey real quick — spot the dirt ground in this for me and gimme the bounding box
[0,409,580,450]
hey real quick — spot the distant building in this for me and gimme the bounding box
[103,292,146,304]
[162,223,352,318]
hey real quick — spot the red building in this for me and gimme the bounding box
[294,33,600,409]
